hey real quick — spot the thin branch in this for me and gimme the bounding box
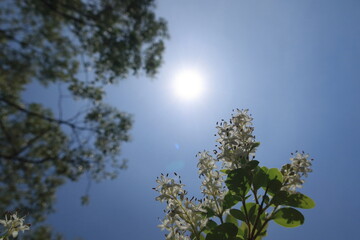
[241,197,252,240]
[14,127,52,156]
[0,97,95,132]
[0,117,14,146]
[250,185,269,239]
[0,153,55,164]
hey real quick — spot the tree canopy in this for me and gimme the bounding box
[0,0,168,228]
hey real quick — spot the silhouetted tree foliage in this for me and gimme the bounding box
[22,225,66,240]
[0,0,168,234]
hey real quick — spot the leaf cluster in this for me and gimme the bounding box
[203,160,315,240]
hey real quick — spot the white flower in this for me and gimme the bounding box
[281,152,313,192]
[154,173,208,239]
[215,109,257,170]
[0,212,30,238]
[197,151,226,216]
[155,175,185,202]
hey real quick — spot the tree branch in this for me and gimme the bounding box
[0,96,95,132]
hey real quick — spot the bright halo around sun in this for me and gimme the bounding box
[172,69,204,101]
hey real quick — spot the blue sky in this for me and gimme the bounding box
[23,0,360,239]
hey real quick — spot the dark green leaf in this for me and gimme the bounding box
[223,191,241,209]
[266,179,283,196]
[203,206,216,218]
[271,191,288,206]
[206,220,218,230]
[230,209,246,222]
[246,160,259,170]
[287,193,315,209]
[217,223,238,236]
[273,208,304,228]
[225,168,251,197]
[272,192,315,209]
[253,167,268,190]
[206,223,238,240]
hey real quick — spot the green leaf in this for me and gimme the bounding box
[251,142,261,150]
[225,168,251,197]
[265,179,283,196]
[287,193,315,209]
[217,223,238,236]
[272,192,315,209]
[226,214,239,226]
[259,167,283,196]
[246,160,259,170]
[268,168,283,182]
[230,209,246,222]
[206,220,218,230]
[273,208,304,228]
[205,223,238,240]
[237,222,248,240]
[253,167,268,190]
[271,191,288,206]
[203,206,216,218]
[223,191,241,209]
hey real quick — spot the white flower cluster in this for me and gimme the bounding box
[0,212,30,239]
[155,109,313,239]
[155,109,258,239]
[281,152,313,193]
[215,109,257,170]
[155,174,207,240]
[197,151,226,216]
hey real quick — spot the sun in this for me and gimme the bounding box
[172,69,204,101]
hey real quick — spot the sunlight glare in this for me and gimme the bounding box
[172,69,204,101]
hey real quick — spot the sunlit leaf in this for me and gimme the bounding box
[226,214,239,226]
[268,168,283,182]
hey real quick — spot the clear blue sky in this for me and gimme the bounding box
[24,0,360,239]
